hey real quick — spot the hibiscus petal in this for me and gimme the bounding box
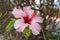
[14,19,24,29]
[16,23,29,32]
[29,22,41,35]
[23,6,34,18]
[12,7,26,18]
[14,19,29,32]
[32,16,43,23]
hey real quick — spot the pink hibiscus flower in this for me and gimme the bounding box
[12,6,43,35]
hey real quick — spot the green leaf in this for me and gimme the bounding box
[23,27,31,37]
[0,12,2,17]
[6,20,15,32]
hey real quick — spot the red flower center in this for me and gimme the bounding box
[23,16,32,24]
[32,0,35,2]
[23,11,37,24]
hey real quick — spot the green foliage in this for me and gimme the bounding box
[0,12,2,17]
[46,32,60,40]
[6,20,15,32]
[23,27,31,37]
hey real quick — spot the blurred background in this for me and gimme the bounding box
[0,0,60,40]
